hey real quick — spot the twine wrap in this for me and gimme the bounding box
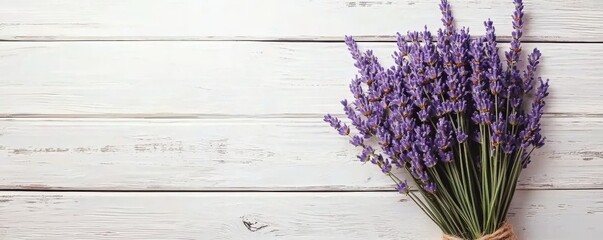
[442,223,517,240]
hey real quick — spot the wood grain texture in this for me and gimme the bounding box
[0,117,600,190]
[0,42,601,116]
[0,190,601,240]
[0,0,599,238]
[0,0,602,42]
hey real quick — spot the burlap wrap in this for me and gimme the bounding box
[442,223,517,240]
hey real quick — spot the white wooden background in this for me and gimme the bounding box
[0,0,602,239]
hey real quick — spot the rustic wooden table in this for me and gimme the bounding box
[0,0,601,239]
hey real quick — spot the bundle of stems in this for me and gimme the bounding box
[324,0,549,238]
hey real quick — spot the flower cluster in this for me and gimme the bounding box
[324,0,549,238]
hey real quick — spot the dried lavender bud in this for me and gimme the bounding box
[524,49,542,93]
[521,78,549,148]
[424,182,437,193]
[491,113,507,149]
[439,0,455,36]
[396,180,409,193]
[435,118,454,163]
[357,145,374,162]
[381,159,393,173]
[323,114,350,136]
[349,135,364,147]
[456,128,469,143]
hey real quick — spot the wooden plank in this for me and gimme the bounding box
[0,190,600,239]
[0,0,602,42]
[0,117,600,190]
[0,42,601,116]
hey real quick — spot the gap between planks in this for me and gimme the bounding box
[1,188,601,193]
[1,38,603,43]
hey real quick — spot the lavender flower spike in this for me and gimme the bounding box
[323,114,350,136]
[439,0,455,35]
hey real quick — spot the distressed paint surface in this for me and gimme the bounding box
[0,0,601,238]
[0,0,602,41]
[0,117,601,190]
[0,42,601,115]
[0,191,601,240]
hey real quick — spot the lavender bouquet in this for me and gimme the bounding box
[324,0,549,239]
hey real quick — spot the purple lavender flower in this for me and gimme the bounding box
[491,113,507,149]
[435,118,454,162]
[424,152,438,168]
[350,135,364,147]
[439,0,455,36]
[357,145,374,162]
[521,78,549,148]
[524,49,542,93]
[342,99,363,130]
[381,159,393,173]
[456,128,468,143]
[471,89,493,125]
[505,0,525,111]
[396,180,409,193]
[424,182,437,193]
[323,114,350,136]
[345,35,361,61]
